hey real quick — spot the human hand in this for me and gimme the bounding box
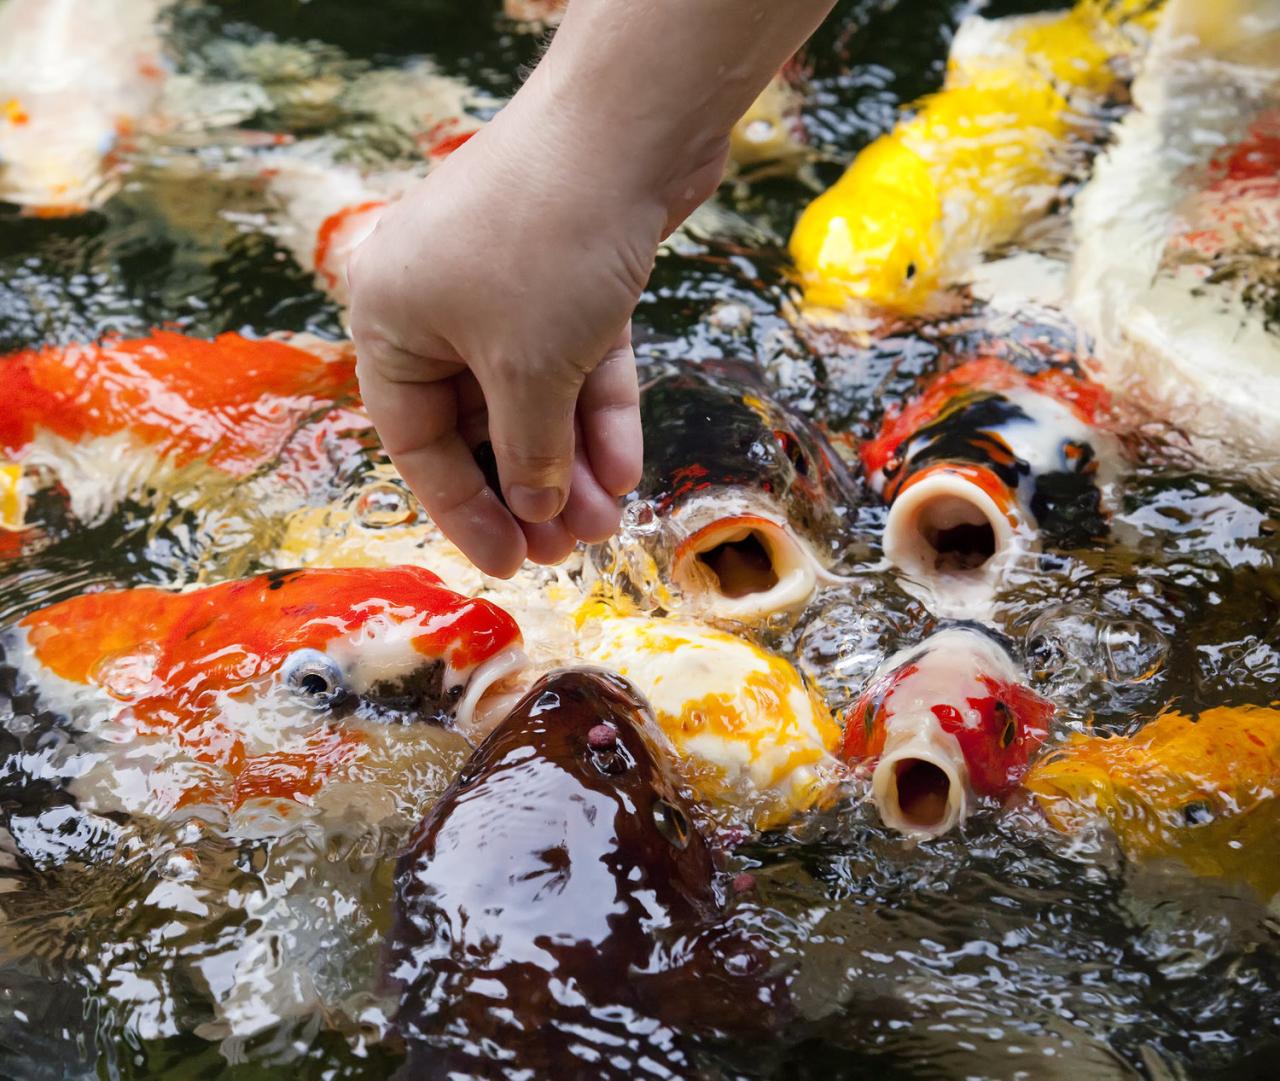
[347,60,723,578]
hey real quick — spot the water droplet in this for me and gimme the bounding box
[1100,620,1168,683]
[355,482,416,528]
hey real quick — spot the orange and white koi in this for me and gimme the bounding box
[842,627,1054,837]
[862,356,1118,617]
[0,331,360,531]
[576,604,842,829]
[1025,705,1280,899]
[0,566,527,828]
[0,0,169,214]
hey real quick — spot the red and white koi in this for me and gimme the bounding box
[0,566,527,830]
[841,627,1054,837]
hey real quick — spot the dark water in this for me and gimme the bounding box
[0,1,1278,1078]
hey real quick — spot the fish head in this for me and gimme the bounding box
[395,669,719,953]
[790,135,943,313]
[843,628,1051,835]
[10,566,526,819]
[621,363,857,620]
[579,612,842,828]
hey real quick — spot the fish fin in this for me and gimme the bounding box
[0,464,26,531]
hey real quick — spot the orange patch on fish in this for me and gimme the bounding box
[314,200,386,289]
[0,331,358,476]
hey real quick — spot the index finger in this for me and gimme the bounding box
[358,365,527,578]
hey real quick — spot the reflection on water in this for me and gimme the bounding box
[1,1,1278,1078]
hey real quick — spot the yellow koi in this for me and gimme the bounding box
[1025,705,1280,898]
[790,0,1164,313]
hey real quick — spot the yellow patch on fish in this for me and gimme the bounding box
[0,463,24,530]
[578,610,841,828]
[1025,705,1280,897]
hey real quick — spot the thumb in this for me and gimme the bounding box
[482,364,584,524]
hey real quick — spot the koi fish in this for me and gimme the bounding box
[262,69,484,307]
[0,566,527,831]
[576,606,841,829]
[391,669,785,1078]
[595,360,858,623]
[729,72,809,179]
[1025,706,1280,899]
[0,0,168,214]
[1070,0,1280,486]
[0,330,359,531]
[842,627,1054,837]
[862,356,1118,617]
[790,0,1165,313]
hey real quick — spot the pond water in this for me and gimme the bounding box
[1,1,1278,1078]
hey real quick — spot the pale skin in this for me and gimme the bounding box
[347,0,839,577]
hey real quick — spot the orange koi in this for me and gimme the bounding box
[0,331,359,529]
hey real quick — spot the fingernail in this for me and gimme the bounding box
[508,484,564,523]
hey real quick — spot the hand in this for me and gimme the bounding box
[347,64,722,578]
[348,0,834,578]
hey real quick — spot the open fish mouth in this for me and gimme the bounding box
[871,718,971,838]
[672,513,823,619]
[882,463,1029,614]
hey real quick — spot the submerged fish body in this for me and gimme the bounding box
[390,669,784,1079]
[264,70,483,307]
[0,0,168,214]
[729,72,808,179]
[0,566,526,829]
[1070,0,1280,485]
[0,331,360,530]
[842,627,1054,837]
[602,361,858,622]
[577,608,842,829]
[862,356,1118,616]
[790,0,1162,313]
[1025,706,1280,898]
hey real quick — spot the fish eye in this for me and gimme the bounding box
[904,262,917,281]
[282,649,348,710]
[653,800,691,851]
[1181,800,1214,828]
